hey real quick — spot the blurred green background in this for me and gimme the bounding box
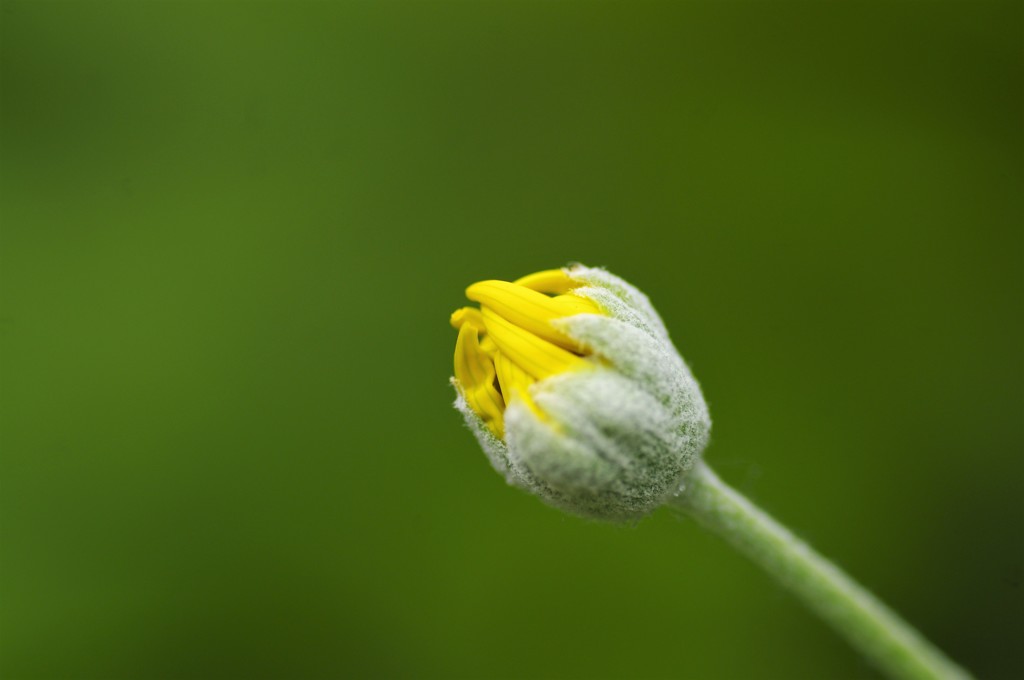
[1,1,1021,678]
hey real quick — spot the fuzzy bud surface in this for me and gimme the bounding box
[450,265,710,521]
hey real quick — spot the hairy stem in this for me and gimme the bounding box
[671,462,971,680]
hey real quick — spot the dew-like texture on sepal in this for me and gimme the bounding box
[507,369,692,521]
[453,387,514,481]
[454,386,562,503]
[562,265,710,461]
[566,264,670,341]
[451,265,711,522]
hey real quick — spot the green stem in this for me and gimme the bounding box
[671,462,971,680]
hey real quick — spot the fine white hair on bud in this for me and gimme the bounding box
[453,267,974,680]
[451,264,710,522]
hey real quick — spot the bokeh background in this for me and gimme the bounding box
[2,1,1021,678]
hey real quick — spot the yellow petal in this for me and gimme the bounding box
[494,350,545,421]
[454,322,504,437]
[551,293,601,316]
[494,350,535,402]
[466,280,598,351]
[479,334,497,358]
[481,307,588,380]
[514,269,576,295]
[450,307,486,331]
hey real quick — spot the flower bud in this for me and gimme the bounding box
[450,265,710,522]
